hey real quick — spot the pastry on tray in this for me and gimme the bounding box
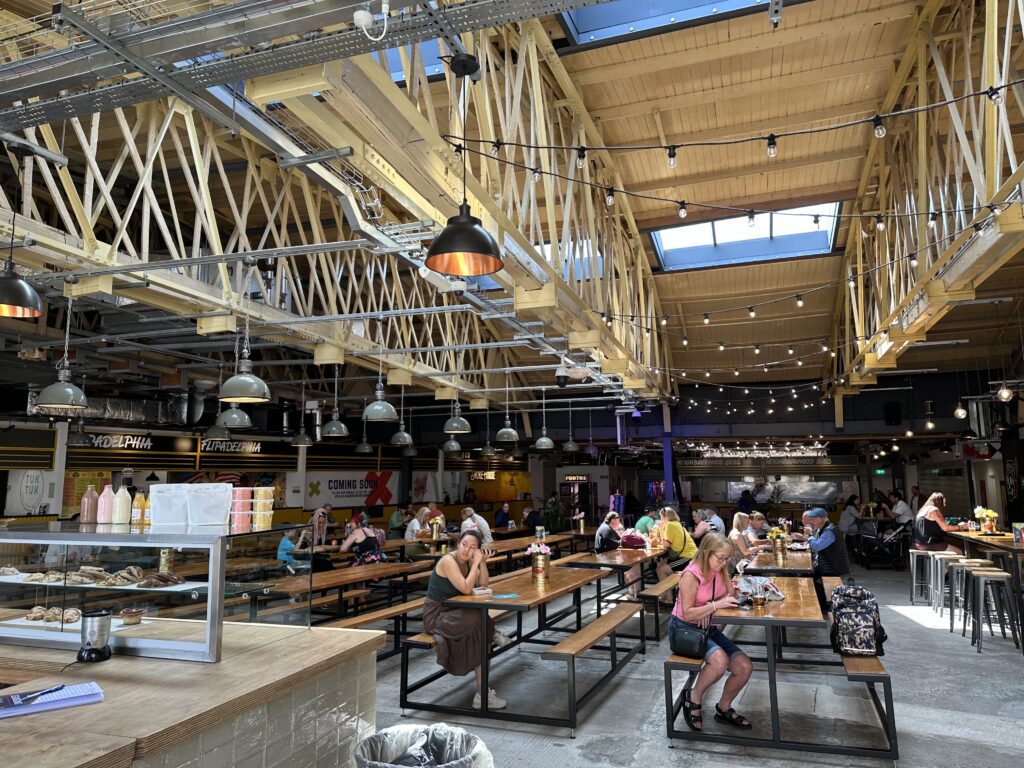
[62,608,82,624]
[136,571,186,589]
[25,605,46,621]
[0,566,20,576]
[66,572,96,584]
[43,607,63,622]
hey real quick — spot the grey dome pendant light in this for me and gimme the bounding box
[479,407,497,457]
[217,404,252,429]
[220,316,270,403]
[424,55,502,278]
[322,364,350,438]
[534,388,554,451]
[36,295,88,413]
[584,408,599,456]
[0,211,42,318]
[562,399,580,453]
[443,437,462,455]
[354,404,374,454]
[443,399,472,434]
[402,414,418,456]
[290,381,313,447]
[207,367,237,438]
[205,423,232,440]
[495,369,519,442]
[363,325,399,422]
[66,416,92,447]
[390,386,413,446]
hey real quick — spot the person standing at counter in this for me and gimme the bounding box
[495,501,512,528]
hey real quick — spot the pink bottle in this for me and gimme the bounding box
[79,485,99,523]
[96,485,115,524]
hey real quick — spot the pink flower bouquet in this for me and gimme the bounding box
[525,542,551,556]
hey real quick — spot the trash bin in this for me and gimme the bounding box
[354,722,494,768]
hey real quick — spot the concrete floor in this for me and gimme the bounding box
[374,565,1024,767]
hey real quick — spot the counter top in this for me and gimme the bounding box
[0,622,385,767]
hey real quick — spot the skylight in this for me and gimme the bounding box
[652,203,840,272]
[561,1,768,48]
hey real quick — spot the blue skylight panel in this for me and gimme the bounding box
[562,1,765,46]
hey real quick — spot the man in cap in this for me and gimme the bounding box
[800,507,851,610]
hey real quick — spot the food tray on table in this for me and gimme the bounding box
[787,542,809,551]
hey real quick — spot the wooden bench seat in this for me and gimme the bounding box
[405,609,514,650]
[821,576,845,594]
[638,573,679,641]
[224,589,370,622]
[842,655,889,681]
[542,602,642,660]
[326,597,426,629]
[664,653,704,671]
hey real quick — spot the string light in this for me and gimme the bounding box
[927,211,938,229]
[575,146,587,169]
[909,255,918,267]
[872,115,887,139]
[667,146,678,168]
[704,370,711,378]
[787,346,794,355]
[677,200,688,219]
[987,85,1004,104]
[875,215,886,231]
[766,134,777,158]
[605,188,615,207]
[746,210,756,227]
[661,315,668,326]
[754,345,761,355]
[795,295,804,308]
[703,313,710,325]
[490,139,501,156]
[718,341,725,351]
[748,306,756,318]
[682,336,689,346]
[821,342,829,352]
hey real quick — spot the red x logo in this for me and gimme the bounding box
[365,471,393,505]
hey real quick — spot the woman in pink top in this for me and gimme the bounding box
[670,532,753,731]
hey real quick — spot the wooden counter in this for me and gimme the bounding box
[0,622,385,767]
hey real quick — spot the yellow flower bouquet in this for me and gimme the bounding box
[973,507,997,519]
[766,526,787,540]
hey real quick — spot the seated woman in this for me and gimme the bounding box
[423,530,504,710]
[594,511,622,553]
[914,492,967,554]
[404,507,432,557]
[838,494,861,536]
[634,508,657,536]
[655,506,698,590]
[670,532,753,731]
[727,511,769,573]
[745,512,769,541]
[494,501,512,528]
[339,511,386,566]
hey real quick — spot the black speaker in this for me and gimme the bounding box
[883,402,902,426]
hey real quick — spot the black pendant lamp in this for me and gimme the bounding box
[424,54,502,277]
[0,215,42,318]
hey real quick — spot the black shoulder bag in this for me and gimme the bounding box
[669,572,716,658]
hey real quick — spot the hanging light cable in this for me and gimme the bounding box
[535,388,554,451]
[424,57,502,276]
[562,398,580,453]
[291,380,313,447]
[390,386,413,446]
[354,403,373,454]
[480,407,496,458]
[36,294,88,412]
[495,369,519,441]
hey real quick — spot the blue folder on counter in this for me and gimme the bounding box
[0,681,103,718]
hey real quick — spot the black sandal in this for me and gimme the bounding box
[682,689,703,731]
[714,703,752,728]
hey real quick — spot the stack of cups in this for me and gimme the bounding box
[230,487,253,534]
[253,487,275,531]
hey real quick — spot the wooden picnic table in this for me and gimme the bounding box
[267,561,430,619]
[563,545,667,612]
[743,550,815,577]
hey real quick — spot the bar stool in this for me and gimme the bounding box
[965,569,1021,652]
[908,549,932,604]
[961,566,995,642]
[947,559,993,632]
[977,547,1010,570]
[930,552,962,612]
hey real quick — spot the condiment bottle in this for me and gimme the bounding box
[112,475,132,525]
[96,485,115,524]
[142,493,152,528]
[130,492,144,525]
[79,484,99,523]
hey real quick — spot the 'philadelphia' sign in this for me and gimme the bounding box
[89,434,153,450]
[200,439,263,453]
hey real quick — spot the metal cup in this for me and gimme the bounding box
[78,610,113,662]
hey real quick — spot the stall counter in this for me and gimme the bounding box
[0,623,385,768]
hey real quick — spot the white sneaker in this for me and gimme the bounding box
[493,630,514,649]
[472,688,507,710]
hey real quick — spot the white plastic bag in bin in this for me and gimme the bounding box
[355,723,493,768]
[186,483,232,526]
[148,484,190,526]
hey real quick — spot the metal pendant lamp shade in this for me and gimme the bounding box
[354,439,374,454]
[0,259,42,318]
[480,441,497,458]
[205,424,232,440]
[444,402,472,434]
[322,411,350,438]
[425,202,502,277]
[216,404,252,429]
[534,427,554,451]
[402,444,419,457]
[495,417,519,442]
[562,437,580,453]
[291,429,313,447]
[220,358,271,403]
[66,419,92,447]
[391,422,413,446]
[443,437,462,454]
[37,368,88,412]
[363,382,398,422]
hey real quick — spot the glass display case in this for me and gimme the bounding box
[0,521,313,662]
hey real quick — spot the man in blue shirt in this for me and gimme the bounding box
[277,529,297,565]
[800,507,851,610]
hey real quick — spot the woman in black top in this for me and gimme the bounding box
[913,492,967,554]
[338,511,386,566]
[594,511,623,553]
[423,530,505,709]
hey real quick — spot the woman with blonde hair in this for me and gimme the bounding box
[655,506,697,583]
[671,532,752,731]
[913,492,967,554]
[727,511,769,572]
[404,507,432,556]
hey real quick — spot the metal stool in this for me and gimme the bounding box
[930,552,961,612]
[908,549,932,604]
[947,559,993,632]
[965,569,1021,652]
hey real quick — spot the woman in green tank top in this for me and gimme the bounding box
[423,530,507,709]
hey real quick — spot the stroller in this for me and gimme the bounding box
[856,521,911,570]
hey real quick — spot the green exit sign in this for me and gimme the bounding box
[873,469,887,475]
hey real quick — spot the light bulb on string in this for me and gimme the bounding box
[987,86,1004,104]
[677,201,688,219]
[795,294,804,308]
[575,146,587,169]
[718,341,725,351]
[660,315,668,327]
[605,188,615,207]
[848,274,856,289]
[928,211,938,229]
[667,146,678,168]
[787,346,794,355]
[682,336,689,346]
[875,215,886,231]
[797,359,804,366]
[989,204,1003,217]
[872,115,887,139]
[996,384,1014,403]
[909,255,918,267]
[813,214,820,228]
[490,140,501,157]
[704,370,711,378]
[532,168,541,183]
[703,313,710,325]
[746,210,756,227]
[766,134,777,158]
[754,345,761,355]
[748,306,756,318]
[954,402,968,419]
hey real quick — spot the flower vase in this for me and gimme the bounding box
[982,518,996,534]
[532,553,550,585]
[577,519,586,535]
[771,538,784,556]
[774,548,786,566]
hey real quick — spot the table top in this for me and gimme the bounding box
[744,551,814,576]
[713,577,826,627]
[274,560,430,594]
[949,530,1024,551]
[445,566,611,611]
[491,525,530,538]
[566,546,667,570]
